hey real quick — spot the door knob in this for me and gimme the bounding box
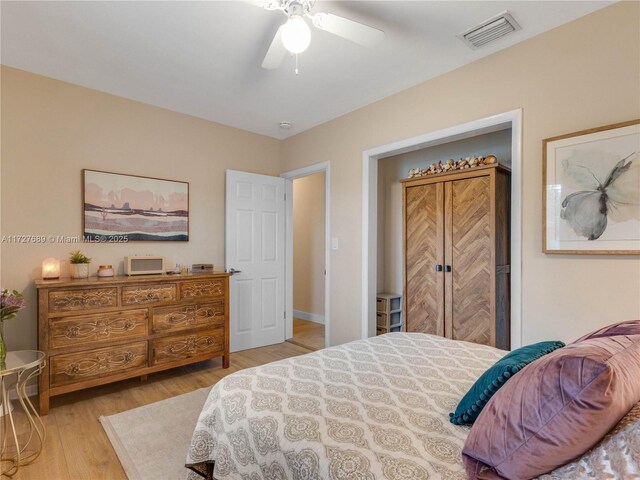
[445,265,452,272]
[435,264,443,272]
[228,268,242,274]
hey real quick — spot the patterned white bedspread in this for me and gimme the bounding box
[185,332,506,480]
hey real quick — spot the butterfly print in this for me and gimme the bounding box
[560,151,639,240]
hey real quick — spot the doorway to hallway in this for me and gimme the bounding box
[287,171,326,350]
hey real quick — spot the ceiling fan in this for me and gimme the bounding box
[257,0,385,70]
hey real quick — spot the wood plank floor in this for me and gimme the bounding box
[287,318,325,351]
[9,342,311,480]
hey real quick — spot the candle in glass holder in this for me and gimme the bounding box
[42,258,60,279]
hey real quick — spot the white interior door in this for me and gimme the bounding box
[226,170,285,352]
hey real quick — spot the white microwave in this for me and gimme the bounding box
[124,256,166,275]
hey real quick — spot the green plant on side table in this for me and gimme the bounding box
[0,289,26,367]
[69,250,92,279]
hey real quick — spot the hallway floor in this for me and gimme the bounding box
[287,318,325,351]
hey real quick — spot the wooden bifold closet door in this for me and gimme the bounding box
[402,165,510,349]
[445,176,493,346]
[405,182,444,337]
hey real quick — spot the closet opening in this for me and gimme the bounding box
[378,130,512,348]
[362,110,522,349]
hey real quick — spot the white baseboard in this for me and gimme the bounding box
[293,309,325,325]
[10,383,38,400]
[22,384,39,399]
[0,384,38,416]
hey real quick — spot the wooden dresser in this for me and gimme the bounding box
[35,273,230,415]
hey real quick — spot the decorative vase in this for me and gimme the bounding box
[70,263,90,279]
[97,265,114,277]
[0,321,6,368]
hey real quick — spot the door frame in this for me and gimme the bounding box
[362,109,523,348]
[281,162,331,347]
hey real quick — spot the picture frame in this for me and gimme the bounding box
[543,119,640,254]
[83,169,189,241]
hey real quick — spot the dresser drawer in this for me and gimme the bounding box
[49,309,148,349]
[152,328,224,365]
[49,288,118,313]
[152,301,225,333]
[180,279,225,300]
[50,341,148,387]
[122,284,177,306]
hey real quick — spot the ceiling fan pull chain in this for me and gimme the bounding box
[295,54,300,75]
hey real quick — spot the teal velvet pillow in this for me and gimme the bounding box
[449,341,565,425]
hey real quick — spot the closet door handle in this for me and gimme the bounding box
[435,264,443,272]
[445,265,452,272]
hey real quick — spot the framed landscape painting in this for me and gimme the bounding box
[543,120,640,254]
[83,170,189,241]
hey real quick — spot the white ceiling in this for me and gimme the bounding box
[1,1,612,139]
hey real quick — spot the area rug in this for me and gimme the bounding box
[100,387,210,480]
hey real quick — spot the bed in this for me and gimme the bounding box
[185,332,640,480]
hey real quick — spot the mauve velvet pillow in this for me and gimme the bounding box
[573,319,640,342]
[462,323,640,480]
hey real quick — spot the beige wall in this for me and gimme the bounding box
[282,2,640,346]
[0,66,281,350]
[293,172,325,317]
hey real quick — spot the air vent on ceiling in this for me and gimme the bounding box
[458,11,521,50]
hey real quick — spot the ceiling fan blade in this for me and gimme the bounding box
[262,25,287,70]
[311,13,384,48]
[241,0,281,10]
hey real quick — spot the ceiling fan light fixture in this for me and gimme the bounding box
[281,15,311,54]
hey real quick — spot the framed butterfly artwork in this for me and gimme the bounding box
[543,119,640,254]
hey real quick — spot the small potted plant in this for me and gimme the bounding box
[69,250,92,279]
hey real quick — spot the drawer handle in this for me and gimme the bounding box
[66,326,80,337]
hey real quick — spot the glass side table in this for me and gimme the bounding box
[1,351,46,477]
